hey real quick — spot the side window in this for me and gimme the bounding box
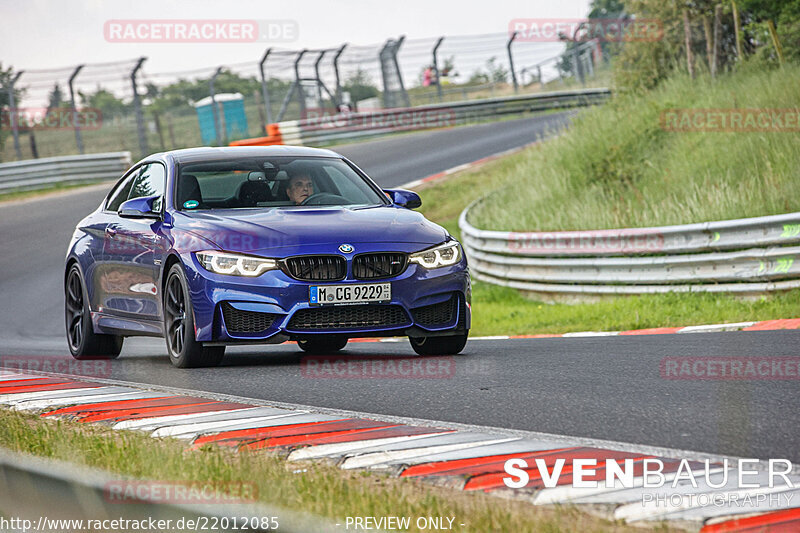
[106,170,139,212]
[127,163,166,211]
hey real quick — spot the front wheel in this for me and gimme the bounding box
[65,265,123,359]
[164,264,225,368]
[409,332,468,356]
[297,336,348,354]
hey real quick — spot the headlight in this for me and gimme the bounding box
[409,241,462,269]
[195,251,277,277]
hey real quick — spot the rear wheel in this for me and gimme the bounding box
[65,265,123,359]
[409,332,468,356]
[297,336,348,354]
[164,264,225,368]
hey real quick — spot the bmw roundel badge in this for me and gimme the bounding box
[339,243,354,253]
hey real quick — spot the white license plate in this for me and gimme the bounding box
[309,283,391,305]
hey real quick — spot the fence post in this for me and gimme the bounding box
[209,67,224,145]
[432,36,444,101]
[294,50,307,117]
[572,46,585,86]
[333,44,347,107]
[259,48,273,125]
[313,50,327,109]
[7,71,23,160]
[276,50,305,123]
[584,45,594,78]
[393,36,409,107]
[379,39,392,108]
[130,57,148,158]
[68,65,85,154]
[507,31,519,93]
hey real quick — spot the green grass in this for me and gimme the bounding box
[469,283,800,335]
[413,118,800,335]
[0,409,657,533]
[468,65,800,231]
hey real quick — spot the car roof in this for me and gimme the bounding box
[166,145,342,164]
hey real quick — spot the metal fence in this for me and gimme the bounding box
[0,151,131,191]
[267,88,610,146]
[459,201,800,298]
[0,447,338,532]
[1,32,604,162]
[0,90,608,192]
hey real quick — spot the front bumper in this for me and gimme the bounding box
[181,248,471,343]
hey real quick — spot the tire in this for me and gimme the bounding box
[297,335,348,354]
[409,332,468,356]
[163,264,225,368]
[65,265,123,359]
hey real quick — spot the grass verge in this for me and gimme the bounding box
[468,65,800,231]
[0,409,660,533]
[414,141,800,336]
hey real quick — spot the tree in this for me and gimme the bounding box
[342,68,379,103]
[0,63,25,161]
[557,0,627,78]
[613,0,800,92]
[47,83,64,110]
[147,69,266,114]
[485,57,509,83]
[738,0,800,62]
[79,87,128,117]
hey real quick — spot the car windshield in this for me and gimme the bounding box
[175,156,387,210]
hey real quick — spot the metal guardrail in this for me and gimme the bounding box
[0,151,131,192]
[459,200,800,297]
[0,447,339,532]
[233,89,611,148]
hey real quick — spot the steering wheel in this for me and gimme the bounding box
[300,192,348,206]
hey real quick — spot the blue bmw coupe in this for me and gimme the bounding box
[65,146,470,367]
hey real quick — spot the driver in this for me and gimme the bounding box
[286,173,314,205]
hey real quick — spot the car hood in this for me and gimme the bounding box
[172,205,449,253]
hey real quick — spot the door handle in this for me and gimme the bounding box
[105,227,117,238]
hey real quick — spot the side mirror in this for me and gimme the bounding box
[384,188,422,209]
[119,195,161,219]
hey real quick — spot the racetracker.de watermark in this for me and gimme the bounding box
[105,229,292,254]
[301,355,454,379]
[300,355,495,380]
[1,107,102,130]
[104,19,298,43]
[509,18,663,42]
[507,229,665,254]
[300,107,456,132]
[104,480,258,504]
[660,108,800,132]
[660,357,800,380]
[1,355,112,378]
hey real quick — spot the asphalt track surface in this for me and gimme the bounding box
[1,111,798,464]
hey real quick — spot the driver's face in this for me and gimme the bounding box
[287,175,313,205]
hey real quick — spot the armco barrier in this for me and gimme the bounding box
[233,88,610,147]
[0,447,337,532]
[0,151,132,192]
[459,201,800,297]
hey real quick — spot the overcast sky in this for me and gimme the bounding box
[1,0,591,72]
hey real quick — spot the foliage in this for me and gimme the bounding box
[47,84,64,110]
[467,57,509,85]
[78,87,128,117]
[342,67,380,104]
[615,0,800,93]
[0,63,25,161]
[145,70,288,115]
[470,65,800,231]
